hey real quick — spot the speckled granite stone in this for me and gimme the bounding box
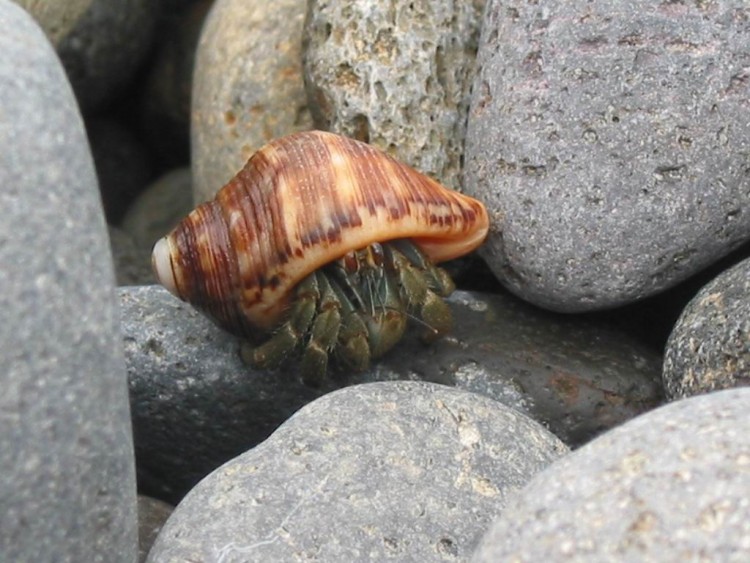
[472,388,750,562]
[465,0,750,312]
[663,257,750,398]
[147,381,567,562]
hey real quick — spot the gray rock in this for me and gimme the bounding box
[122,285,329,502]
[0,2,137,560]
[147,381,568,562]
[120,167,194,256]
[109,226,154,286]
[472,387,750,562]
[303,0,485,190]
[392,290,663,445]
[122,285,660,502]
[465,0,750,312]
[138,496,174,563]
[663,257,750,399]
[192,0,313,203]
[17,0,158,112]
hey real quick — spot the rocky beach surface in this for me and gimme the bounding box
[1,0,748,561]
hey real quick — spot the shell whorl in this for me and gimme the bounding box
[152,131,489,336]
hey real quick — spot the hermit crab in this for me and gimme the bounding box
[152,131,488,385]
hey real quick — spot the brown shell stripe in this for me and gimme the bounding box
[158,130,489,333]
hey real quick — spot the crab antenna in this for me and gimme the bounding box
[377,306,439,337]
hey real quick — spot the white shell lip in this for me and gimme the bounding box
[151,237,178,297]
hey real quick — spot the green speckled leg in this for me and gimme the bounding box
[241,273,319,370]
[386,242,454,341]
[336,313,371,371]
[300,272,342,386]
[252,240,458,380]
[363,272,407,358]
[392,239,455,296]
[327,279,371,372]
[415,289,453,342]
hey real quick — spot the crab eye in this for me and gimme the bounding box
[342,251,360,275]
[367,242,384,269]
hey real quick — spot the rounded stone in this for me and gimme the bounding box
[122,285,660,502]
[465,0,750,312]
[663,257,750,399]
[147,381,568,562]
[18,0,158,112]
[192,0,313,203]
[0,2,137,560]
[303,0,485,190]
[472,387,750,561]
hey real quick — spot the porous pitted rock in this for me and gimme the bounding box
[0,2,137,559]
[122,286,660,502]
[465,0,750,312]
[17,0,158,112]
[663,256,750,399]
[472,387,750,562]
[303,0,485,190]
[147,381,568,562]
[192,0,313,203]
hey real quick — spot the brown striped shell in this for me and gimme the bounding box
[152,131,489,336]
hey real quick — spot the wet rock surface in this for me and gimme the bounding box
[0,3,137,560]
[472,388,750,562]
[465,0,750,312]
[122,285,661,502]
[663,257,750,399]
[147,381,568,562]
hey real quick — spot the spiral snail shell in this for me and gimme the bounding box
[152,130,488,379]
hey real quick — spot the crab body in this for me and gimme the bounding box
[152,131,488,384]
